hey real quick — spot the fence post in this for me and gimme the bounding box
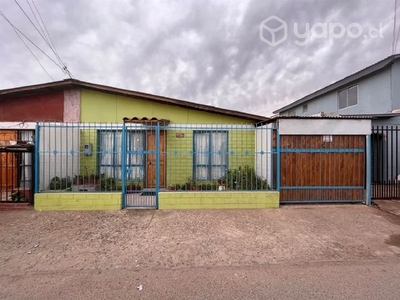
[277,129,281,192]
[155,123,160,208]
[366,134,372,205]
[121,123,127,208]
[34,122,40,193]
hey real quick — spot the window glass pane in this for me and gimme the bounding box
[128,166,144,180]
[348,86,358,106]
[195,133,209,165]
[211,132,227,165]
[114,167,122,180]
[114,132,123,165]
[211,166,225,180]
[196,166,208,180]
[338,90,347,109]
[129,131,144,165]
[100,166,113,178]
[100,132,113,165]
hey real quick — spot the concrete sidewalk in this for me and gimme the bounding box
[374,200,400,216]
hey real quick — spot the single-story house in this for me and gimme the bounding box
[1,79,279,210]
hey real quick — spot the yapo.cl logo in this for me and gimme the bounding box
[259,16,288,46]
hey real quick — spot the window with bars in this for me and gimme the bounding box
[99,131,145,180]
[193,131,228,180]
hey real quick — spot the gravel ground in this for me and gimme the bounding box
[0,204,399,275]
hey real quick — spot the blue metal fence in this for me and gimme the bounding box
[35,122,277,208]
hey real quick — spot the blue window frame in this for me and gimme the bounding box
[194,131,228,180]
[99,131,145,180]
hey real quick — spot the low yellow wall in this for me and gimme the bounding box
[34,193,122,211]
[158,191,279,209]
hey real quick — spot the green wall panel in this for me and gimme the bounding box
[80,89,254,124]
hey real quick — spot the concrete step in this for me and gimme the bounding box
[0,202,32,211]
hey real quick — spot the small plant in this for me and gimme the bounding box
[197,183,219,191]
[101,177,116,191]
[181,177,197,190]
[49,176,73,190]
[223,165,269,191]
[169,184,181,191]
[74,174,101,185]
[11,190,25,202]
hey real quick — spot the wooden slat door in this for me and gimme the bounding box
[0,130,18,190]
[146,131,165,188]
[280,135,365,203]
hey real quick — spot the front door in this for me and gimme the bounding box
[0,130,18,190]
[146,131,165,188]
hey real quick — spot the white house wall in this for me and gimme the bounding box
[279,119,371,135]
[255,124,274,188]
[38,126,80,191]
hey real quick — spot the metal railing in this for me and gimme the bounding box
[372,125,400,199]
[1,141,34,204]
[35,123,277,203]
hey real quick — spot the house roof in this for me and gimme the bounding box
[257,115,372,125]
[273,54,400,114]
[340,112,400,118]
[0,79,269,123]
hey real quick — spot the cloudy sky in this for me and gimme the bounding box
[0,0,398,116]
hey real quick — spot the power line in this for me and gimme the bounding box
[14,0,62,65]
[0,11,54,81]
[31,0,75,78]
[31,0,61,64]
[26,0,49,44]
[13,0,74,78]
[0,10,64,69]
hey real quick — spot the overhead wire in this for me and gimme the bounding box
[14,0,67,70]
[13,0,74,78]
[26,0,49,44]
[31,0,64,68]
[0,10,64,69]
[0,11,54,81]
[31,0,75,78]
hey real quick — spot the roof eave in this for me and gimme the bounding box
[0,79,269,123]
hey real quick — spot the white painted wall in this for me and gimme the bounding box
[255,124,275,189]
[38,125,80,191]
[278,118,371,135]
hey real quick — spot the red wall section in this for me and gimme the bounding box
[0,92,64,122]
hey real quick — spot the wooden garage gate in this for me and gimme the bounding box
[279,135,366,203]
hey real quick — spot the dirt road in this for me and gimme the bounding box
[0,204,399,299]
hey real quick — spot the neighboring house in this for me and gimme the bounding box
[273,54,400,126]
[274,55,400,197]
[1,79,278,209]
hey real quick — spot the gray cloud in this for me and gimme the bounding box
[0,0,398,116]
